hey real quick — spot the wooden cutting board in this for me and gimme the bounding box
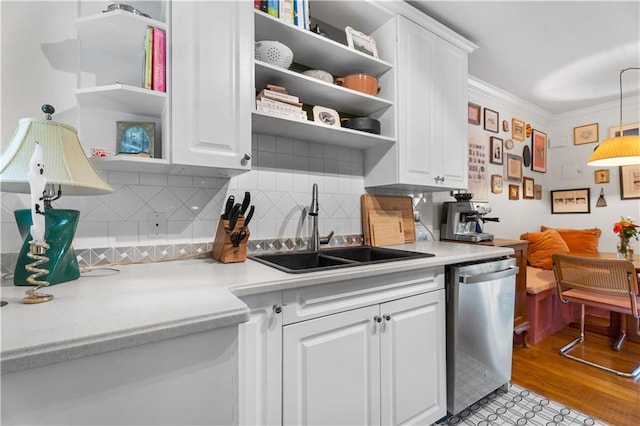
[368,210,405,246]
[361,194,416,245]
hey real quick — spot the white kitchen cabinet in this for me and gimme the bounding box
[171,0,253,177]
[238,292,283,426]
[282,291,446,426]
[365,15,471,190]
[380,291,446,425]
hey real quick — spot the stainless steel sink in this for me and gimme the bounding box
[250,246,434,273]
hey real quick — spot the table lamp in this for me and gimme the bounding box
[0,105,113,293]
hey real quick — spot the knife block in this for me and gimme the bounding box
[211,216,249,263]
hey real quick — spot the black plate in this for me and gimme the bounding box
[523,145,531,167]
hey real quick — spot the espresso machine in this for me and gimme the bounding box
[441,193,499,242]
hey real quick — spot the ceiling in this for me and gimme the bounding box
[408,1,640,114]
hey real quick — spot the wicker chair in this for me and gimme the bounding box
[551,253,640,378]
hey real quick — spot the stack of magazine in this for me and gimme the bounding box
[256,85,308,121]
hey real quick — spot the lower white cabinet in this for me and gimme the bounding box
[238,292,283,426]
[282,291,446,426]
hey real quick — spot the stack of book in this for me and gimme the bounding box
[256,85,308,121]
[254,0,310,30]
[143,26,166,92]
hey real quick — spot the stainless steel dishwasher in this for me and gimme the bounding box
[445,257,519,415]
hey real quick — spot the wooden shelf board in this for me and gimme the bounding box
[90,155,170,173]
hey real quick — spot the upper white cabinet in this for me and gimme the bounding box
[252,2,396,148]
[171,0,253,177]
[76,3,171,173]
[365,14,473,190]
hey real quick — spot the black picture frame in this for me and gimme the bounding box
[483,108,499,133]
[490,136,503,165]
[550,188,591,214]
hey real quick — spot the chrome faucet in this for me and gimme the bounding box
[309,183,334,251]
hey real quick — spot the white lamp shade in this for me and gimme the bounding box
[586,135,640,167]
[0,118,112,195]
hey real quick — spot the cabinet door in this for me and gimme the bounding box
[238,293,282,426]
[171,1,252,173]
[283,305,381,426]
[436,38,468,189]
[396,16,438,186]
[380,291,446,426]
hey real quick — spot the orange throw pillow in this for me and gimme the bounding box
[540,226,601,253]
[520,229,570,270]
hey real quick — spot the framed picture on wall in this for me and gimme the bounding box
[468,102,481,125]
[550,188,591,214]
[508,184,519,200]
[490,136,503,165]
[491,174,503,194]
[484,108,499,133]
[619,164,640,200]
[523,177,535,199]
[531,129,547,173]
[534,184,542,200]
[512,118,525,141]
[594,169,610,184]
[505,153,523,182]
[609,121,640,138]
[573,123,599,145]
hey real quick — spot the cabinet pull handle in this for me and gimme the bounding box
[373,315,383,323]
[273,304,283,314]
[384,314,391,321]
[241,153,251,166]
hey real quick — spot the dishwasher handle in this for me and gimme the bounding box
[459,266,519,284]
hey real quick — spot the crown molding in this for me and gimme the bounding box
[467,75,554,121]
[551,95,640,121]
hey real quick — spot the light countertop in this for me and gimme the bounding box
[1,240,512,374]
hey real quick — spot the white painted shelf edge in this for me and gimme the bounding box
[90,155,170,174]
[252,111,395,149]
[75,84,167,117]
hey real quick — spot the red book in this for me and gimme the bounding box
[152,27,166,92]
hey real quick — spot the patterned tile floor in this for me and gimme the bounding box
[438,383,605,426]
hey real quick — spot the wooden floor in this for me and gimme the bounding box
[512,326,640,425]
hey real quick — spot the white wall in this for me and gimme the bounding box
[548,96,640,251]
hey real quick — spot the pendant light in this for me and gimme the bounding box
[587,67,640,167]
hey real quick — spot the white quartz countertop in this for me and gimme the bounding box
[1,240,512,374]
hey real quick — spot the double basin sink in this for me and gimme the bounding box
[250,246,434,273]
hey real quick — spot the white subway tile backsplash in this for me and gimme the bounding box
[167,174,193,187]
[140,173,168,186]
[257,133,276,152]
[276,136,294,153]
[108,171,139,185]
[1,133,383,262]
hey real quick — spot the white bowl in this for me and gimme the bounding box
[302,69,333,84]
[255,40,293,69]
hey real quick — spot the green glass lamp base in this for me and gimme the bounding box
[14,209,80,286]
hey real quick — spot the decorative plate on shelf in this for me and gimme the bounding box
[312,106,340,128]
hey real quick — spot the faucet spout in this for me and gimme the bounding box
[309,183,333,251]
